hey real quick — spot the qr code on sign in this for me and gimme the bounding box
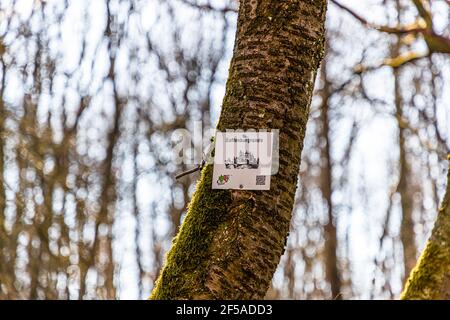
[256,175,266,186]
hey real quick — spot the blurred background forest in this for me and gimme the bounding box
[0,0,449,299]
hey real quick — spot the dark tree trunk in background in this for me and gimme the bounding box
[395,67,417,281]
[319,55,342,300]
[401,156,450,299]
[393,0,417,282]
[0,54,10,297]
[150,0,327,299]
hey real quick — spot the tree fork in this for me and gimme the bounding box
[150,0,327,299]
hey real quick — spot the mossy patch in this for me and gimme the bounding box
[401,240,450,299]
[401,156,450,299]
[150,165,232,299]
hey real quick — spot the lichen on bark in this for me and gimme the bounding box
[401,154,450,300]
[150,0,328,300]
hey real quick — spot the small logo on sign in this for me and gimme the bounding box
[217,175,230,185]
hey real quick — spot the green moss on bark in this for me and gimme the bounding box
[401,155,450,300]
[401,241,450,299]
[150,165,232,299]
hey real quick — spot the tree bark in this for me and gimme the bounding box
[150,0,327,299]
[401,155,450,299]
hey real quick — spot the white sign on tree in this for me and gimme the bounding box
[212,131,274,190]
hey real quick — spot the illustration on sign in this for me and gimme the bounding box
[212,131,274,190]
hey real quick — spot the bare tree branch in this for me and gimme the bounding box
[330,0,426,34]
[178,0,237,13]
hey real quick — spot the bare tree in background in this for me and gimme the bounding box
[269,0,449,300]
[0,0,449,300]
[0,0,232,299]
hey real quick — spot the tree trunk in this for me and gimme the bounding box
[0,55,10,298]
[319,53,342,300]
[393,0,417,281]
[401,155,450,299]
[396,77,417,281]
[150,0,327,299]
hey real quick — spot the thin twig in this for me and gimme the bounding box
[178,0,237,13]
[175,159,206,180]
[175,165,203,180]
[330,0,426,34]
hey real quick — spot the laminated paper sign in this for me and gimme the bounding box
[212,131,274,190]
